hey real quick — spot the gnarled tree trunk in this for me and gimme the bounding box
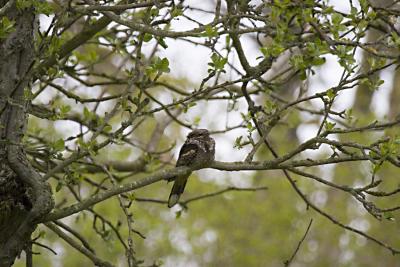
[0,3,53,266]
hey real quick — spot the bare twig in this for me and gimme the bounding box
[53,221,95,253]
[45,223,114,267]
[284,219,313,267]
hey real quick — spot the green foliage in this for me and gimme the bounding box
[73,49,99,64]
[326,88,336,100]
[360,77,384,91]
[156,37,168,49]
[330,12,347,38]
[233,136,244,149]
[51,138,65,151]
[171,6,183,18]
[203,25,219,38]
[16,0,53,15]
[146,57,170,77]
[0,17,15,39]
[16,0,33,10]
[58,105,71,118]
[324,121,336,131]
[208,53,227,73]
[260,41,285,58]
[143,33,153,42]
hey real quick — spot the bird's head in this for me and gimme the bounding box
[187,128,210,138]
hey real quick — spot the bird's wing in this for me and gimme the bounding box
[207,138,215,154]
[176,143,198,167]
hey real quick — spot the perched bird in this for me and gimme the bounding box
[168,129,215,208]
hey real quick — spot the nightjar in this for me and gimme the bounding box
[168,129,215,208]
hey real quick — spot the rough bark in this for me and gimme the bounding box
[0,3,54,266]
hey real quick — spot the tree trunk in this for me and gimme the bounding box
[389,69,400,119]
[353,0,394,114]
[0,3,54,266]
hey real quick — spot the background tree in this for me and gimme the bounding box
[1,0,400,266]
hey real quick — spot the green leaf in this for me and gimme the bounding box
[87,49,99,62]
[391,32,400,47]
[261,42,285,58]
[345,108,353,123]
[147,57,171,75]
[35,1,54,15]
[372,163,381,174]
[290,54,305,70]
[128,193,136,201]
[312,57,326,66]
[182,102,196,113]
[384,212,395,221]
[53,139,65,151]
[175,210,182,218]
[209,53,227,71]
[331,13,343,25]
[234,136,244,150]
[148,57,170,74]
[83,107,91,120]
[171,6,183,17]
[367,10,376,19]
[73,48,98,63]
[246,122,255,132]
[299,70,307,80]
[0,17,15,39]
[193,116,201,126]
[16,0,53,15]
[16,0,32,9]
[23,88,33,101]
[325,122,336,131]
[103,124,113,133]
[368,150,378,158]
[55,182,63,192]
[150,7,159,17]
[157,37,168,49]
[203,25,218,38]
[326,89,336,100]
[59,105,71,118]
[159,58,170,73]
[360,77,384,91]
[143,33,152,42]
[359,0,369,12]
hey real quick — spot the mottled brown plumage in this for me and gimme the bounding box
[168,129,215,208]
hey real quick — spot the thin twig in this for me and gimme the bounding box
[284,219,313,267]
[0,0,15,16]
[53,220,95,253]
[31,241,57,255]
[45,222,114,267]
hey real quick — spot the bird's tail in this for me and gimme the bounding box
[168,174,189,208]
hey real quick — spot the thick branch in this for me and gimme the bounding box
[41,166,191,222]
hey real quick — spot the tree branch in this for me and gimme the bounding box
[45,222,114,267]
[284,219,313,267]
[41,166,192,222]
